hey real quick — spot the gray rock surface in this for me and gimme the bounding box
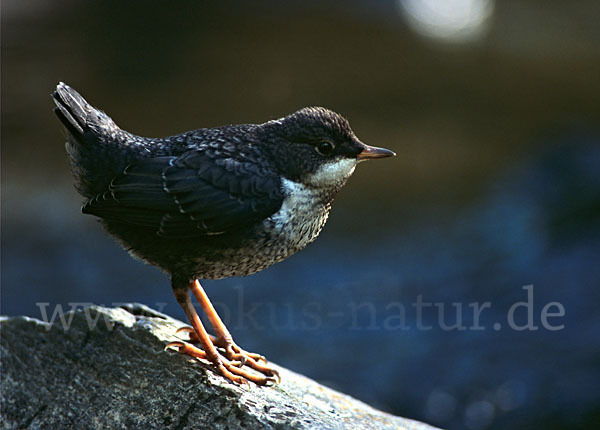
[0,304,439,429]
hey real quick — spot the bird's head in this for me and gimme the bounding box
[260,107,395,190]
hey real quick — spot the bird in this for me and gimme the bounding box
[52,82,395,386]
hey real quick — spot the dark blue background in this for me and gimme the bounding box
[2,2,599,429]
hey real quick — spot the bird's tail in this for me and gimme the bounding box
[53,82,139,198]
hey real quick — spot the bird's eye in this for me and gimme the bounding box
[315,141,335,156]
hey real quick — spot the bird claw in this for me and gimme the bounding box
[265,376,279,387]
[174,326,195,339]
[178,327,271,370]
[165,341,186,352]
[240,350,267,363]
[270,369,281,384]
[220,358,276,387]
[222,344,269,367]
[165,341,207,360]
[165,338,279,386]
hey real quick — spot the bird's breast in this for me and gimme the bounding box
[264,178,332,254]
[180,178,333,279]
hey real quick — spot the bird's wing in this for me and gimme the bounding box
[82,151,284,238]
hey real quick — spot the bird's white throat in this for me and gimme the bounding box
[302,157,357,189]
[270,177,333,252]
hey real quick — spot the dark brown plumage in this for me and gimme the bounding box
[53,82,395,385]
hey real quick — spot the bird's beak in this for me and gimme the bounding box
[357,144,396,161]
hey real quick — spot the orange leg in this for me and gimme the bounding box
[166,282,278,386]
[189,280,279,380]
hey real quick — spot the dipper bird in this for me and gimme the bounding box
[53,82,395,386]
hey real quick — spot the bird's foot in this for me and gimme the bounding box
[219,342,280,383]
[170,330,280,385]
[176,326,264,360]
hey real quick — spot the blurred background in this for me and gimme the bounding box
[2,1,599,429]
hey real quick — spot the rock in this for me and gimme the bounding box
[0,304,438,430]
